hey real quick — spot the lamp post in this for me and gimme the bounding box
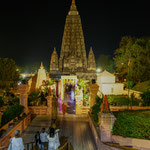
[127,57,132,110]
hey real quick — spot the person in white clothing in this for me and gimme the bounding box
[54,129,60,149]
[8,130,24,150]
[40,128,48,150]
[47,128,60,150]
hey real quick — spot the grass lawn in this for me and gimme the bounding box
[112,110,150,140]
[132,80,150,92]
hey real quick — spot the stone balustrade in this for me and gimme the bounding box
[110,106,150,111]
[112,135,150,150]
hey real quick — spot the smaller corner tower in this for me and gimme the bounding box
[87,47,96,71]
[50,47,59,74]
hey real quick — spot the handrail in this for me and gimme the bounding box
[0,140,70,150]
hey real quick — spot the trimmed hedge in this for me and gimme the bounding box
[112,111,150,140]
[1,104,24,126]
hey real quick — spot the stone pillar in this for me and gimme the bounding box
[89,84,99,107]
[17,84,29,114]
[76,100,82,115]
[47,96,53,116]
[56,81,59,97]
[61,80,64,100]
[0,112,3,127]
[100,113,116,142]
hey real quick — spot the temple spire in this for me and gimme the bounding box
[72,0,75,4]
[40,62,44,69]
[69,0,78,15]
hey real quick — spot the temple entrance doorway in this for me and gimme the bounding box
[59,76,77,114]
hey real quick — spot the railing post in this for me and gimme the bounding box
[27,143,29,150]
[68,142,70,150]
[31,143,33,150]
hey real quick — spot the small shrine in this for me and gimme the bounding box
[36,62,47,89]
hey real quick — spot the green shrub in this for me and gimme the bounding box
[133,81,150,92]
[12,96,19,104]
[1,104,24,126]
[91,104,100,122]
[140,90,150,106]
[0,96,4,108]
[130,93,140,106]
[91,96,103,122]
[28,91,40,105]
[112,112,150,140]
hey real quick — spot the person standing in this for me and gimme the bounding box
[47,128,60,150]
[35,131,41,149]
[62,103,67,115]
[40,128,48,150]
[8,130,24,150]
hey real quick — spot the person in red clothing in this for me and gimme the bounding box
[62,103,67,115]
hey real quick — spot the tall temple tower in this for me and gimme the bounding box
[50,0,97,80]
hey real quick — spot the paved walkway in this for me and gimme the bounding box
[22,115,121,150]
[22,115,51,143]
[57,114,97,150]
[57,114,121,150]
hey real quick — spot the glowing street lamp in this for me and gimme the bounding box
[96,68,101,73]
[22,74,26,78]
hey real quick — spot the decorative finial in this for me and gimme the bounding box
[40,62,44,69]
[72,0,75,4]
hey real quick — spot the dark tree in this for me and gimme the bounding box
[114,36,150,83]
[0,58,20,89]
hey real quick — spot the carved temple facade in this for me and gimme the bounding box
[50,0,97,80]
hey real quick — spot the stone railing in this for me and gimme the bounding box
[112,135,150,150]
[110,106,150,111]
[0,114,31,147]
[28,106,48,115]
[88,113,101,150]
[28,96,53,115]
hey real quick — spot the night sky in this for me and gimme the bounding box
[0,0,150,69]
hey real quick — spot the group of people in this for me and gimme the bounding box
[8,127,60,150]
[35,127,60,150]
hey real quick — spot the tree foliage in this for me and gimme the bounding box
[140,90,150,106]
[77,78,88,94]
[0,58,20,89]
[114,36,150,83]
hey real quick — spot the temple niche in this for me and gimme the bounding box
[50,0,97,80]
